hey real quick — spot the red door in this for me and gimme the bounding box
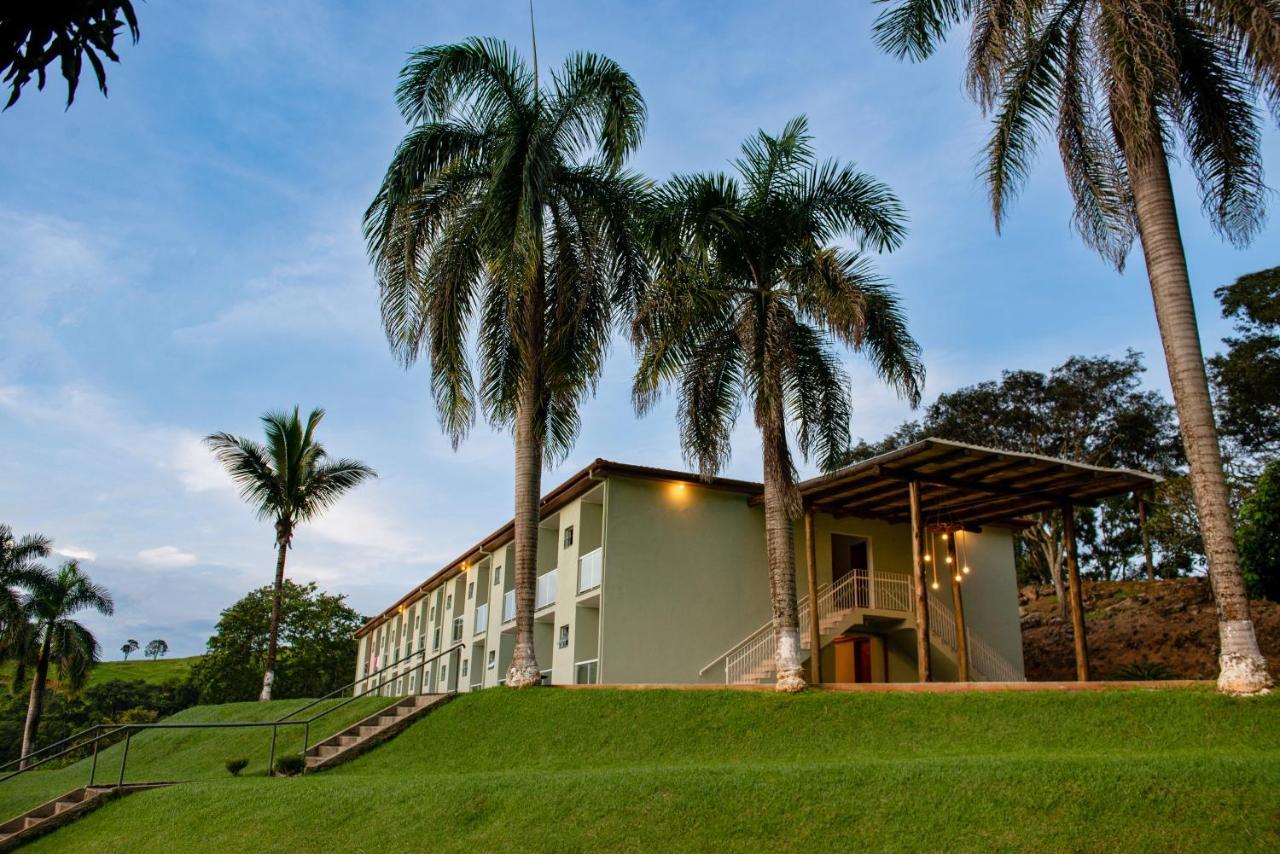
[854,637,873,683]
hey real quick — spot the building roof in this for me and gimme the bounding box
[794,438,1162,528]
[356,440,1160,638]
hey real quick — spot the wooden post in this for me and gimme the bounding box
[908,481,931,682]
[945,533,970,680]
[1062,502,1090,681]
[1137,492,1155,582]
[804,509,822,685]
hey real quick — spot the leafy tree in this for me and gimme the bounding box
[1238,460,1280,601]
[120,638,138,661]
[873,0,1277,695]
[191,580,365,704]
[365,38,648,688]
[205,407,375,701]
[144,638,167,661]
[633,118,923,691]
[847,352,1181,610]
[17,560,112,766]
[1209,266,1280,463]
[1,2,140,109]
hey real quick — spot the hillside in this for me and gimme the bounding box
[19,686,1280,852]
[0,656,202,695]
[1021,578,1280,680]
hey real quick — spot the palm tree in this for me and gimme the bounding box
[121,638,139,660]
[633,118,924,692]
[364,38,648,687]
[19,561,113,766]
[205,407,376,700]
[0,524,51,638]
[873,0,1277,694]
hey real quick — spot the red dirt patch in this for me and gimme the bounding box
[1020,578,1280,681]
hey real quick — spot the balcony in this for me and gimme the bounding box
[502,589,515,623]
[473,602,488,634]
[536,569,558,610]
[578,547,602,593]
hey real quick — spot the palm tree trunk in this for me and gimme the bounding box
[505,375,544,688]
[1126,144,1272,695]
[20,631,52,768]
[760,408,805,693]
[260,534,289,701]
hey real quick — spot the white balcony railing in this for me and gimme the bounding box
[536,569,558,610]
[474,602,488,634]
[578,547,602,593]
[502,589,515,623]
[575,659,599,685]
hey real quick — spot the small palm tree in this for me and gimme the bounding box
[633,118,924,691]
[144,638,168,661]
[0,524,51,638]
[19,561,113,766]
[365,38,648,687]
[121,638,139,660]
[205,407,376,700]
[872,0,1278,695]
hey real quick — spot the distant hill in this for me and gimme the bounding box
[0,656,202,695]
[1020,578,1280,680]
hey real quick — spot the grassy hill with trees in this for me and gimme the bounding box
[14,686,1280,851]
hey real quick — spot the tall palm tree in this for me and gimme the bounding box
[19,560,113,766]
[633,118,924,691]
[873,0,1278,694]
[206,407,376,700]
[364,38,648,687]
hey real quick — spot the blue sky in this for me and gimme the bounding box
[1,1,1277,657]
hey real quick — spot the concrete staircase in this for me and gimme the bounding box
[304,693,453,773]
[0,783,170,851]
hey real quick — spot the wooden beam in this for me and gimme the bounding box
[804,509,821,685]
[874,463,1095,507]
[908,481,932,682]
[946,533,969,681]
[1062,502,1090,681]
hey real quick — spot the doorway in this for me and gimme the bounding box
[831,534,871,606]
[833,635,875,683]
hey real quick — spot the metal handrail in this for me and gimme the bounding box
[698,583,829,676]
[0,723,115,772]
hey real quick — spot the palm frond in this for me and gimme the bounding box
[874,0,974,61]
[203,432,283,520]
[395,37,532,125]
[548,52,646,169]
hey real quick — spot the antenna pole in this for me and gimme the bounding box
[529,0,539,96]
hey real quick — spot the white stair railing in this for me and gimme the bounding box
[927,597,1025,682]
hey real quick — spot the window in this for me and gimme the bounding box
[558,624,570,649]
[409,673,416,692]
[446,594,453,610]
[462,660,469,677]
[487,650,496,670]
[467,581,475,600]
[430,605,435,622]
[563,525,574,547]
[494,566,502,585]
[433,626,441,651]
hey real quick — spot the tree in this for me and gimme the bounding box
[205,407,375,701]
[872,1,1277,693]
[18,560,113,766]
[144,638,167,661]
[1,2,140,110]
[0,524,50,639]
[365,38,648,688]
[1209,266,1280,463]
[120,638,138,661]
[190,580,364,704]
[1238,460,1280,601]
[847,352,1181,612]
[633,118,923,692]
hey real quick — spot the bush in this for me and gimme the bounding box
[273,753,305,777]
[225,757,249,777]
[1113,661,1175,681]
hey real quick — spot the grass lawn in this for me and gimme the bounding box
[0,695,390,821]
[0,655,202,692]
[18,685,1280,852]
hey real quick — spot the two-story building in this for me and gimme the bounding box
[353,439,1158,691]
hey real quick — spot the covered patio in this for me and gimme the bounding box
[793,439,1162,683]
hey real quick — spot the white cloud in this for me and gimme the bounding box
[172,431,236,493]
[137,546,198,568]
[55,545,97,561]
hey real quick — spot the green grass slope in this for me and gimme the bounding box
[82,656,203,687]
[24,686,1280,852]
[0,695,390,821]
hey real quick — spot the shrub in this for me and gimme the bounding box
[1113,661,1175,681]
[225,757,249,777]
[273,753,305,777]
